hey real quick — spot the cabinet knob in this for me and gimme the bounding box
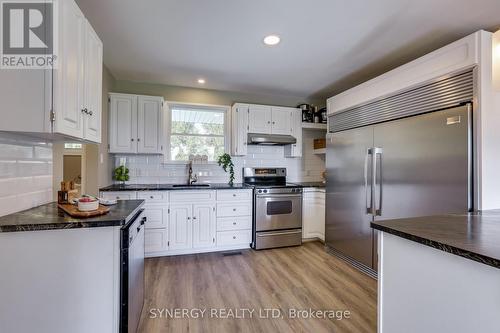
[233,208,236,211]
[187,217,191,220]
[272,121,275,124]
[81,108,88,114]
[150,196,154,199]
[232,194,236,197]
[137,138,141,142]
[233,222,236,225]
[131,138,134,142]
[233,236,236,239]
[193,216,197,220]
[267,121,271,124]
[88,110,93,116]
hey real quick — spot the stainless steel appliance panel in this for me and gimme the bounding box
[128,214,145,333]
[255,229,302,249]
[255,193,302,231]
[372,104,471,223]
[325,125,375,269]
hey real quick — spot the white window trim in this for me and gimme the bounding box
[163,101,231,164]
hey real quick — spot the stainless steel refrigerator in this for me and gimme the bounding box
[325,103,472,276]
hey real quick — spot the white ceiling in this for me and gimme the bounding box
[76,0,500,100]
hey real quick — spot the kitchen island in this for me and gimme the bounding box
[371,211,500,333]
[0,200,145,333]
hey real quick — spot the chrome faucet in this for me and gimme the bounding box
[188,160,198,185]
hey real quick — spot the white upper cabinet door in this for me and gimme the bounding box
[83,21,103,143]
[55,0,85,139]
[248,105,272,134]
[231,104,249,156]
[109,94,138,153]
[168,204,193,250]
[285,108,302,157]
[271,107,293,135]
[137,96,163,154]
[192,204,216,249]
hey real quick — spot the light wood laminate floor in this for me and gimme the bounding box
[138,241,377,333]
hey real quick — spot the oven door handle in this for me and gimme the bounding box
[256,193,302,199]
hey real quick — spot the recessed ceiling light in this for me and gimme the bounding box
[197,78,206,84]
[263,35,280,46]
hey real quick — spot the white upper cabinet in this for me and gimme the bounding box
[231,104,249,156]
[54,0,86,139]
[109,94,138,153]
[108,93,164,154]
[271,107,293,135]
[137,96,163,154]
[248,105,272,134]
[0,0,102,143]
[284,108,302,157]
[82,23,103,142]
[233,103,302,157]
[53,0,103,142]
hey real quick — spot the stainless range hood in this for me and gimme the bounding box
[247,133,297,145]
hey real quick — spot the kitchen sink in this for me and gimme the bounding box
[172,184,211,188]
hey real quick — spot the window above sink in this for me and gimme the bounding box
[165,102,231,163]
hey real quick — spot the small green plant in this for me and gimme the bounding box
[113,165,130,183]
[217,153,235,185]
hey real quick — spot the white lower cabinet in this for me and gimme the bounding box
[168,204,193,251]
[302,188,325,241]
[192,204,216,249]
[100,189,253,257]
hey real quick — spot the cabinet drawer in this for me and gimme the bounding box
[170,190,215,202]
[216,189,252,201]
[137,191,168,203]
[217,202,252,217]
[217,230,251,246]
[100,191,136,200]
[145,229,168,253]
[217,216,252,231]
[143,206,168,229]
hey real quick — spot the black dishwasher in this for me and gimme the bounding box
[120,209,145,333]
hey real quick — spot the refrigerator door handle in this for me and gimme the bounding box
[365,148,373,214]
[373,147,383,216]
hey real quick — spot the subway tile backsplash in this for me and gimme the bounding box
[0,133,53,217]
[114,131,326,185]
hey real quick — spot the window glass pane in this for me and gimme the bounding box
[171,108,224,135]
[170,135,225,161]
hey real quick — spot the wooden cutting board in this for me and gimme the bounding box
[58,203,110,218]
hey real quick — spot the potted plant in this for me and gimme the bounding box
[217,153,235,185]
[113,165,130,185]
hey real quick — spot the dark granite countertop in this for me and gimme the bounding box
[0,200,145,232]
[291,182,326,188]
[99,183,252,192]
[371,210,500,269]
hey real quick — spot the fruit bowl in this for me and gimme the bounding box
[77,197,99,212]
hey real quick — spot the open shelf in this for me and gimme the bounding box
[302,122,327,130]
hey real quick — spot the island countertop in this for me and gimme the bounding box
[0,200,145,233]
[371,210,500,269]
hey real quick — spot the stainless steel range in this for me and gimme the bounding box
[243,168,303,250]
